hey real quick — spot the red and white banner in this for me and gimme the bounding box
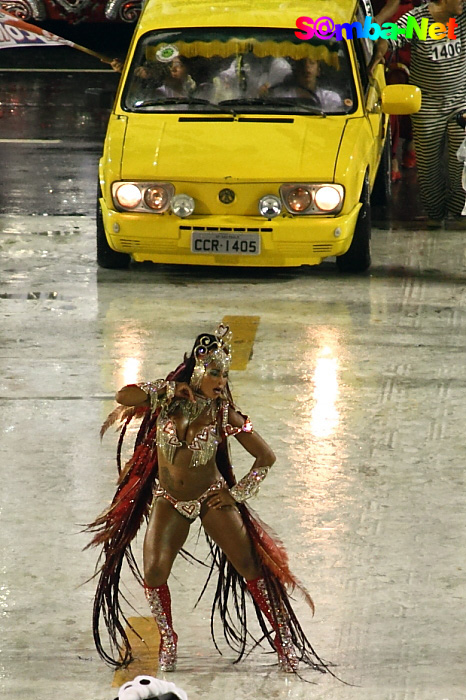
[0,9,110,61]
[0,9,75,49]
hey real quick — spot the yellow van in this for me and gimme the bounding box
[97,0,420,271]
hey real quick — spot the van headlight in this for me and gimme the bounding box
[314,185,343,212]
[285,186,313,213]
[111,182,174,213]
[280,183,344,215]
[114,183,142,209]
[144,185,170,211]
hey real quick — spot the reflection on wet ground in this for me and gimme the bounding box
[0,70,118,216]
[1,213,466,699]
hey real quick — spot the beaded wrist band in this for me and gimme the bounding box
[165,380,176,402]
[229,465,271,503]
[138,379,176,412]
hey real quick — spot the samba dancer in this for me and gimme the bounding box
[87,324,331,676]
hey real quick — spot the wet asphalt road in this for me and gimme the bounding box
[0,22,132,217]
[0,66,118,217]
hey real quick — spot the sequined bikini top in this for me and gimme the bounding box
[157,415,219,469]
[156,399,253,469]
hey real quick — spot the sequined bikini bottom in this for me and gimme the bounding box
[154,478,227,521]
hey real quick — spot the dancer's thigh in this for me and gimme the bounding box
[201,505,260,580]
[143,498,191,584]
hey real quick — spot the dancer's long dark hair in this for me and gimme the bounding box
[86,334,335,677]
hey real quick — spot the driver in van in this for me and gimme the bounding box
[267,57,344,111]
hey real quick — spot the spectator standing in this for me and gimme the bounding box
[370,0,466,227]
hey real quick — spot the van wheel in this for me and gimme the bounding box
[371,124,391,208]
[336,176,371,273]
[96,193,130,269]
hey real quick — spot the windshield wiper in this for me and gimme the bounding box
[133,97,236,115]
[219,97,325,116]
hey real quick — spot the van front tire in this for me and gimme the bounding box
[336,176,371,273]
[96,195,131,270]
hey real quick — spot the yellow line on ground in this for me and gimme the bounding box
[112,616,159,687]
[222,315,260,371]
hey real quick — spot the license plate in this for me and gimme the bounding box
[191,231,261,255]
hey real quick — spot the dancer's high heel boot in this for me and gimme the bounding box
[144,583,178,671]
[246,576,298,672]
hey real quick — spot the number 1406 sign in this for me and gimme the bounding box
[431,39,461,61]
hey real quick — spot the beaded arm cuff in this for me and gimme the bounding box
[229,465,271,503]
[138,380,176,412]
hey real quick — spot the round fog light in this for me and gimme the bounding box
[259,195,281,218]
[171,194,195,218]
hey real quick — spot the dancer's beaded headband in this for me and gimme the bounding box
[190,323,232,389]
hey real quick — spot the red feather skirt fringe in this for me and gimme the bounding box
[85,407,337,678]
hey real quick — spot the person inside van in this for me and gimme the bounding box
[268,57,345,111]
[211,54,291,101]
[154,56,197,98]
[112,54,197,101]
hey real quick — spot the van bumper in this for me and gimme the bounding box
[100,199,362,267]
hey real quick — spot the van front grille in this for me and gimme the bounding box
[312,244,333,253]
[119,238,142,249]
[179,226,273,233]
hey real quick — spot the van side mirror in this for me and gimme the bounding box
[381,84,421,115]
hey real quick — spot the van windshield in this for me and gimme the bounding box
[122,28,357,115]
